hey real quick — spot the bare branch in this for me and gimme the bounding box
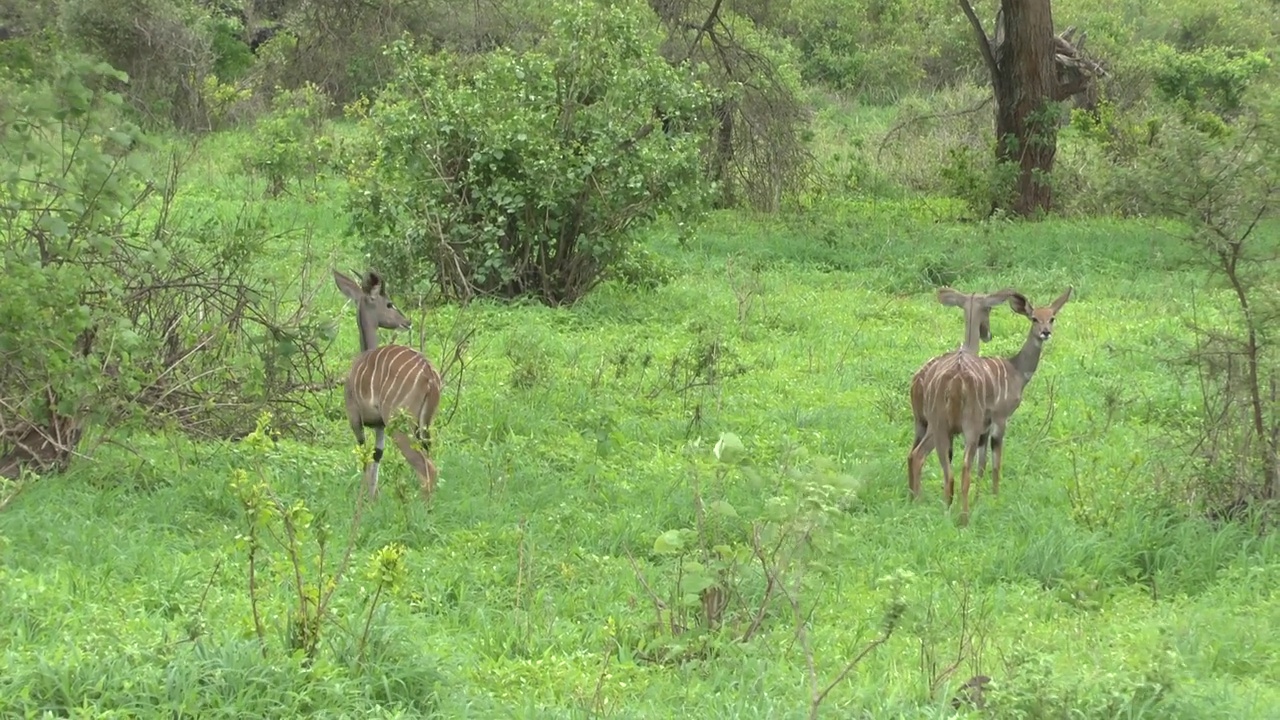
[957,0,998,82]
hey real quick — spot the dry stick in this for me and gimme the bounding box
[440,327,478,428]
[876,95,994,162]
[196,556,224,616]
[769,522,896,719]
[588,635,617,717]
[809,631,896,719]
[780,563,895,720]
[1032,376,1058,445]
[316,476,372,620]
[514,517,529,611]
[624,550,667,630]
[357,581,385,664]
[928,581,974,698]
[246,521,267,657]
[740,525,782,642]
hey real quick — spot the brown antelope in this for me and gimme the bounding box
[908,287,1073,524]
[334,270,442,501]
[909,287,1020,475]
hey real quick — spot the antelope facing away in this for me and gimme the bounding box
[908,287,1073,524]
[334,270,442,501]
[910,286,1020,475]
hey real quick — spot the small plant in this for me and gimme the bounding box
[198,74,253,131]
[726,255,765,326]
[1069,99,1161,162]
[938,145,1016,220]
[630,431,875,670]
[1149,44,1272,124]
[229,412,404,663]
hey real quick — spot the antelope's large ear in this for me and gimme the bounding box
[334,270,364,302]
[1050,286,1074,312]
[936,288,967,308]
[1007,292,1033,319]
[982,288,1019,308]
[362,271,384,296]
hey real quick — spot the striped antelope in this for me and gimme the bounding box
[908,287,1073,524]
[334,270,442,501]
[909,287,1020,483]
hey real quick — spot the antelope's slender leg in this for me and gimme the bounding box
[990,431,1005,496]
[959,438,979,527]
[938,440,955,507]
[909,420,929,499]
[976,430,990,480]
[392,431,437,500]
[367,428,386,498]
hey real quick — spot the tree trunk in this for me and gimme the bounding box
[960,0,1071,217]
[993,0,1059,216]
[713,99,736,208]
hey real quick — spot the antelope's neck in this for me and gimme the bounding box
[959,305,984,354]
[356,305,379,354]
[1009,331,1045,386]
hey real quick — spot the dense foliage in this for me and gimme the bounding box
[345,1,712,305]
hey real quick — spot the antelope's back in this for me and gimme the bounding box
[913,353,997,426]
[346,344,442,427]
[935,354,1021,419]
[911,352,952,413]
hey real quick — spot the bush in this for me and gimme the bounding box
[1121,93,1280,512]
[60,0,217,130]
[241,83,334,198]
[780,0,973,100]
[1149,44,1272,123]
[0,53,339,479]
[345,0,712,306]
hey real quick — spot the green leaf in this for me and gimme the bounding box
[708,499,738,518]
[679,573,716,596]
[653,529,685,555]
[40,215,69,238]
[713,432,746,464]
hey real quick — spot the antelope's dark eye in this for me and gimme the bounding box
[1049,317,1055,323]
[386,302,393,308]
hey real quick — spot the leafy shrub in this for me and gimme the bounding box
[60,0,217,130]
[780,0,971,100]
[637,432,872,664]
[872,83,996,196]
[206,12,253,81]
[0,53,339,479]
[1121,96,1280,512]
[1149,44,1272,123]
[1068,99,1160,162]
[241,82,334,198]
[345,0,712,306]
[938,145,1018,220]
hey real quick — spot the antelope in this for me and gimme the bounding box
[909,287,1020,477]
[908,287,1073,524]
[334,270,442,501]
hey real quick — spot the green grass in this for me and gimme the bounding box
[1,126,1277,719]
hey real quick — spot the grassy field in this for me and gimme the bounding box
[1,123,1278,719]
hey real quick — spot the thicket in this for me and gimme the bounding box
[0,47,338,481]
[345,1,712,306]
